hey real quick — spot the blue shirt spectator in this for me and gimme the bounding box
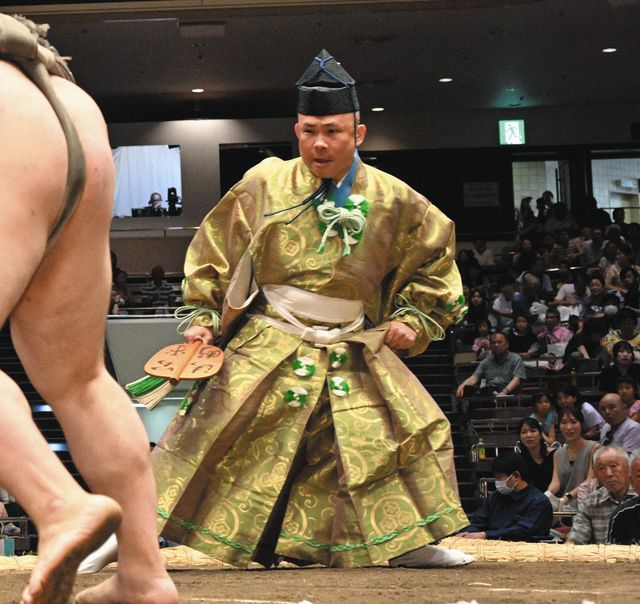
[459,452,553,541]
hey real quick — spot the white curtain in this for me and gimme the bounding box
[111,145,182,217]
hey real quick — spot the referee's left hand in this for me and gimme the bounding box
[384,320,417,350]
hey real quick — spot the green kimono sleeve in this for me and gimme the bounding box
[383,201,466,357]
[180,185,257,335]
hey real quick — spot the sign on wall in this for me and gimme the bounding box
[463,181,500,207]
[498,119,526,145]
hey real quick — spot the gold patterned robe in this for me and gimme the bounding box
[151,156,469,567]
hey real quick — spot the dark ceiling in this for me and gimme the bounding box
[4,0,640,123]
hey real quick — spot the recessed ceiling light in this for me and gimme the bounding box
[439,77,453,83]
[371,107,385,112]
[602,47,617,53]
[506,87,515,92]
[191,88,205,93]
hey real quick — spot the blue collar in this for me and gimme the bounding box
[326,151,359,208]
[263,151,360,223]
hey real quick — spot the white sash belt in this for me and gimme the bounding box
[253,284,364,345]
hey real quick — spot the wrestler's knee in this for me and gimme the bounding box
[28,363,98,406]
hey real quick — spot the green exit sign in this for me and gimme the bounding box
[499,119,526,145]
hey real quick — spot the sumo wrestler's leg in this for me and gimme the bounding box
[0,62,122,604]
[0,372,121,604]
[9,75,176,604]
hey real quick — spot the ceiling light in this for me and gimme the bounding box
[602,47,617,53]
[439,77,453,83]
[191,88,204,93]
[371,107,385,112]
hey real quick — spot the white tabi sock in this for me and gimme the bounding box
[77,532,119,574]
[388,544,474,568]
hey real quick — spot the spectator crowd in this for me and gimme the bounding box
[453,200,640,546]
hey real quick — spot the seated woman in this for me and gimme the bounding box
[458,287,491,344]
[516,417,556,493]
[546,406,599,510]
[529,392,557,445]
[556,383,604,441]
[600,340,640,393]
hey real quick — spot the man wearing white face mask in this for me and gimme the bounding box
[459,452,553,541]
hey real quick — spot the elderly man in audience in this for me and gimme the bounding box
[458,452,553,541]
[456,331,527,398]
[607,449,640,544]
[567,446,635,545]
[599,393,640,453]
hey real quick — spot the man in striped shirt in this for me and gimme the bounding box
[568,446,635,544]
[141,265,177,309]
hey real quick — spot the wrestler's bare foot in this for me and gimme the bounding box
[75,573,178,604]
[21,494,121,604]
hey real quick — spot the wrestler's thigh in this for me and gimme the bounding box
[10,77,115,392]
[0,208,50,327]
[0,63,67,328]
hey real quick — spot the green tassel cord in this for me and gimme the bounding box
[126,375,168,397]
[126,375,175,410]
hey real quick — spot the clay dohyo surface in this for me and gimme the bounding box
[0,563,637,603]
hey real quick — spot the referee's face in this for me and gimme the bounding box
[295,113,366,182]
